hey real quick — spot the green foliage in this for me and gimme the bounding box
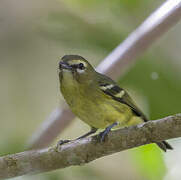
[132,144,166,180]
[119,55,181,180]
[64,0,149,10]
[120,56,181,119]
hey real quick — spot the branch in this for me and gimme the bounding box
[96,0,181,78]
[2,114,181,179]
[28,0,181,149]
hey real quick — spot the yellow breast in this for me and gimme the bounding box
[60,75,136,129]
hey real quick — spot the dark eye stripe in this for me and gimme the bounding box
[71,63,85,70]
[78,63,85,69]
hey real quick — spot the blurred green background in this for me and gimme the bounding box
[1,0,181,179]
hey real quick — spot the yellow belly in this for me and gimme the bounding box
[60,74,143,129]
[63,88,142,129]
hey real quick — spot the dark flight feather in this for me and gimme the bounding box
[97,74,173,152]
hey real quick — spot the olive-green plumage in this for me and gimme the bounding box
[58,55,173,152]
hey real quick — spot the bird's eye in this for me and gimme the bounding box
[78,63,85,70]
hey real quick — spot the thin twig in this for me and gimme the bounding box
[1,114,181,179]
[28,0,181,149]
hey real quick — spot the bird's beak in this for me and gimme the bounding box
[59,61,72,71]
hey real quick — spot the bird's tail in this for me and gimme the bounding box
[156,141,173,152]
[128,115,173,152]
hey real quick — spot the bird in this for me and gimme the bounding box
[58,54,173,152]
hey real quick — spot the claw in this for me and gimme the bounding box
[57,139,70,146]
[98,131,108,142]
[56,139,71,152]
[97,122,118,143]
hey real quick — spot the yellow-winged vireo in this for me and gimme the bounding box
[58,55,173,152]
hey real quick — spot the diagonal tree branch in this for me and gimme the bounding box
[28,0,181,149]
[1,114,181,179]
[96,0,181,78]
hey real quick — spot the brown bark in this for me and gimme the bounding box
[1,114,180,179]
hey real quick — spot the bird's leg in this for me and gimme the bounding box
[57,139,71,146]
[76,127,97,140]
[98,122,118,142]
[57,127,97,146]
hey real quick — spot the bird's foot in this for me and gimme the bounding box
[56,139,71,152]
[58,139,71,145]
[97,130,108,143]
[97,122,118,143]
[56,139,71,148]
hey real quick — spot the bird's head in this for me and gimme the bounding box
[59,55,96,83]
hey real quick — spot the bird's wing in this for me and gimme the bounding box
[98,77,148,122]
